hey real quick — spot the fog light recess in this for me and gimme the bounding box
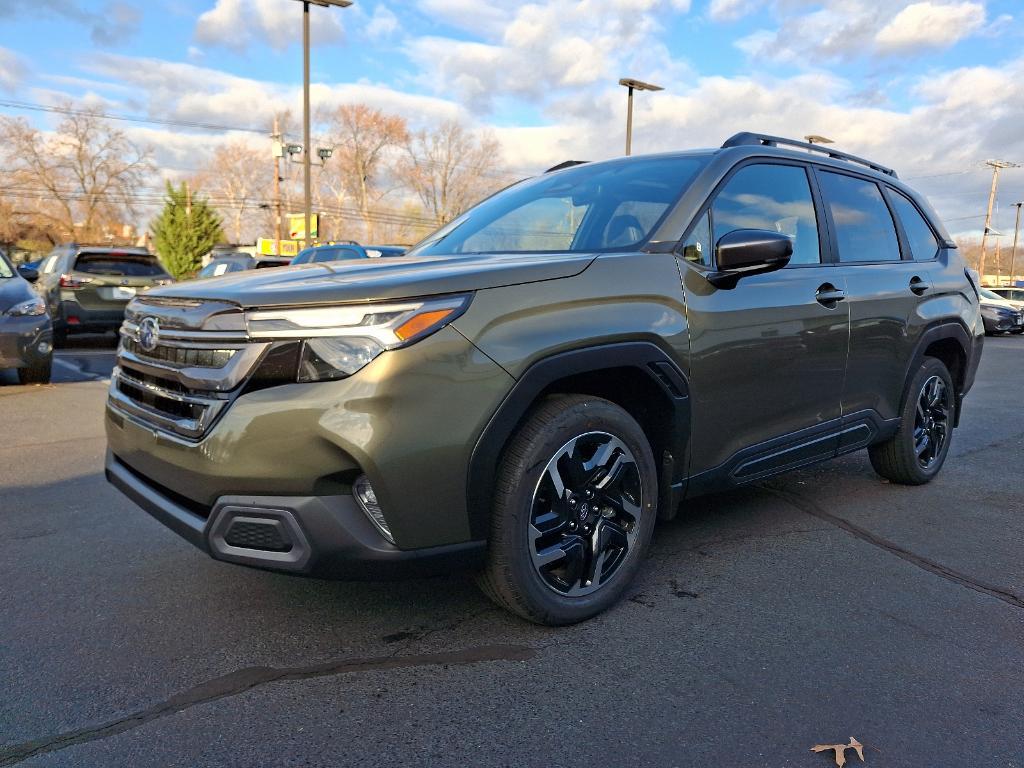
[353,474,394,544]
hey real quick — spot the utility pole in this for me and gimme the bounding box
[302,1,312,250]
[979,159,1018,281]
[272,115,283,256]
[1011,202,1023,287]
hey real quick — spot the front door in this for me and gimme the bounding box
[679,161,849,485]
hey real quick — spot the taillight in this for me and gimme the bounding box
[59,273,93,289]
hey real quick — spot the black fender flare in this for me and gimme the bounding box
[465,341,691,539]
[904,320,976,427]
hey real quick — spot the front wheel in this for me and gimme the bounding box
[869,358,954,485]
[476,395,658,625]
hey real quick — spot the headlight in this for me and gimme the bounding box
[245,294,472,381]
[6,297,47,317]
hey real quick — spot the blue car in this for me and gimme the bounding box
[290,243,406,265]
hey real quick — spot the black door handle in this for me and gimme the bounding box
[909,276,930,295]
[815,283,846,306]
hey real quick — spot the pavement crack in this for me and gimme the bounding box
[764,486,1024,611]
[0,644,535,767]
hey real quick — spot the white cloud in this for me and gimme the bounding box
[0,46,25,92]
[82,54,467,133]
[0,0,140,46]
[875,2,986,51]
[195,0,346,52]
[408,0,692,112]
[735,0,989,63]
[708,0,764,22]
[365,4,398,41]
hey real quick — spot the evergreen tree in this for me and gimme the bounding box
[151,182,224,279]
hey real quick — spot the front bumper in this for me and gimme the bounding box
[106,450,485,579]
[981,308,1024,333]
[0,314,53,368]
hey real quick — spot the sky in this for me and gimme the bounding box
[0,0,1023,239]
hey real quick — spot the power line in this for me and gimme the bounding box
[0,99,266,134]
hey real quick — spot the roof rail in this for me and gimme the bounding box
[721,132,897,178]
[545,160,588,173]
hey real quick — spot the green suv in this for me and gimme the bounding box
[35,245,173,345]
[105,133,984,624]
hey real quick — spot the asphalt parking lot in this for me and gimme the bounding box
[1,337,1022,767]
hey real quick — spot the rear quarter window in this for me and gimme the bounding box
[74,253,169,277]
[889,190,939,261]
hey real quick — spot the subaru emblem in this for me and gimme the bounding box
[138,317,160,352]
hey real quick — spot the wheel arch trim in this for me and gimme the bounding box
[466,341,690,540]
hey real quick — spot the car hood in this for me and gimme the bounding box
[0,276,33,313]
[145,252,598,308]
[981,297,1020,310]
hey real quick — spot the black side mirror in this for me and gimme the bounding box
[707,229,793,288]
[17,265,39,283]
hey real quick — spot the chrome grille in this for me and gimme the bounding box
[120,337,237,369]
[108,298,269,440]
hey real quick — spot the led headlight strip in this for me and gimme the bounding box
[244,294,472,381]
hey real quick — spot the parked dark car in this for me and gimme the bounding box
[0,250,53,384]
[978,287,1024,334]
[290,243,406,265]
[197,254,291,279]
[35,245,172,345]
[988,287,1024,308]
[106,132,983,625]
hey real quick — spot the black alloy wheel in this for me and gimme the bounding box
[913,374,950,470]
[529,432,642,596]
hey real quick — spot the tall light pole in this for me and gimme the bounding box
[618,78,663,156]
[292,0,351,249]
[1010,201,1023,287]
[979,159,1018,282]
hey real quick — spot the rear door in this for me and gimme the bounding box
[816,169,938,430]
[71,251,170,312]
[680,161,850,483]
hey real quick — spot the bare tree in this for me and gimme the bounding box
[0,104,153,243]
[401,121,506,228]
[194,140,271,244]
[321,104,408,241]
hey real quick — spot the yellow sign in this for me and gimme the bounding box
[288,213,318,240]
[256,238,300,257]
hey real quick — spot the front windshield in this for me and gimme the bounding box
[980,288,1004,301]
[408,155,709,257]
[0,251,12,278]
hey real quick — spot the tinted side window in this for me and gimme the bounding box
[818,172,901,262]
[711,164,820,265]
[890,190,938,261]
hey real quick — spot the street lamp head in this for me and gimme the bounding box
[294,0,353,6]
[317,147,334,161]
[619,78,664,92]
[804,134,834,145]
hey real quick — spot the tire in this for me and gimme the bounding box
[868,357,955,485]
[476,394,658,625]
[1011,329,1024,335]
[18,355,52,385]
